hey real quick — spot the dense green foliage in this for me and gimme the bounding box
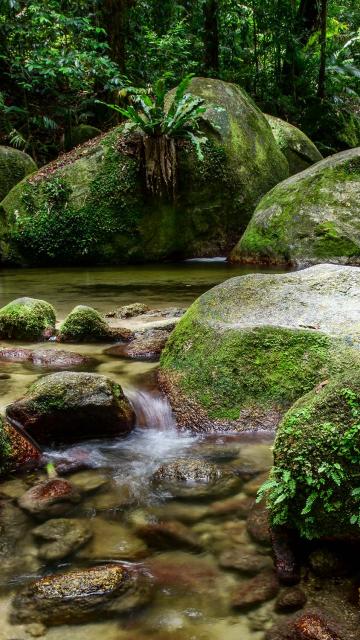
[0,0,359,163]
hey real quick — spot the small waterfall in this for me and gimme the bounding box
[128,389,176,431]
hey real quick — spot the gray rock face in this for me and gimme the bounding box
[6,371,135,445]
[231,147,360,266]
[182,264,360,341]
[10,563,151,625]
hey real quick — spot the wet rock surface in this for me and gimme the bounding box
[153,458,240,499]
[246,499,271,545]
[105,329,170,362]
[18,478,81,517]
[218,548,273,574]
[0,347,94,369]
[10,563,151,625]
[275,586,307,612]
[32,518,92,560]
[106,303,151,319]
[231,570,280,609]
[137,520,203,551]
[5,423,42,470]
[6,371,135,445]
[271,527,301,585]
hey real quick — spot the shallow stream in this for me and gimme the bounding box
[1,261,350,640]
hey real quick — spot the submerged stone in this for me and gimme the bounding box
[106,329,170,361]
[231,147,360,266]
[0,297,56,341]
[10,563,151,625]
[106,303,151,319]
[153,458,239,499]
[231,570,279,610]
[6,371,135,445]
[159,264,360,430]
[275,587,307,613]
[218,548,273,575]
[33,518,92,560]
[136,520,203,551]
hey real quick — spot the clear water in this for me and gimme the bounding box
[0,261,286,319]
[0,263,284,640]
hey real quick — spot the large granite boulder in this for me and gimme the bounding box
[6,371,135,445]
[0,78,288,266]
[0,297,56,341]
[265,114,322,175]
[230,147,360,266]
[159,264,360,430]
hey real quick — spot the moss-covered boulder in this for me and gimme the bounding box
[159,264,360,431]
[6,371,135,445]
[0,417,12,475]
[0,78,288,266]
[265,115,322,175]
[0,297,56,341]
[59,305,112,342]
[64,124,101,151]
[265,370,360,539]
[230,147,360,266]
[0,146,37,202]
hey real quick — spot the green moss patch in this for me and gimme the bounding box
[59,305,111,342]
[261,370,360,539]
[0,297,56,341]
[161,305,358,423]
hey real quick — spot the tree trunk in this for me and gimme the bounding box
[281,0,322,97]
[101,0,135,73]
[317,0,328,99]
[203,0,220,74]
[142,135,177,199]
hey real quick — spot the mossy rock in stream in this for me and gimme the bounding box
[159,264,360,431]
[59,305,112,342]
[0,297,56,341]
[230,147,360,266]
[0,78,288,266]
[264,115,322,175]
[265,369,360,539]
[6,371,135,445]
